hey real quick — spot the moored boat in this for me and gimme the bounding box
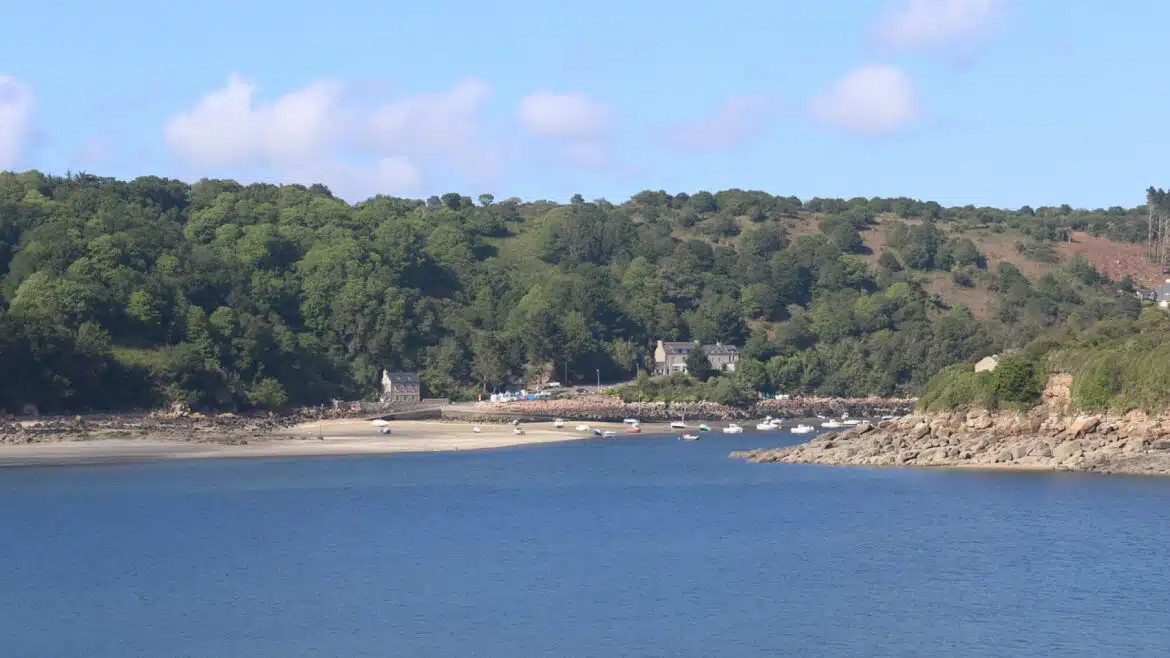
[626,425,642,433]
[554,418,565,428]
[681,433,699,441]
[602,430,617,438]
[791,424,815,434]
[723,423,744,434]
[820,419,843,429]
[699,424,711,432]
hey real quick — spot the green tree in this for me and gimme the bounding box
[685,345,714,381]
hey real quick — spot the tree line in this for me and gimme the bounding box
[0,171,1144,412]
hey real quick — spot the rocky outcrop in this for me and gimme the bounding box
[731,409,1170,476]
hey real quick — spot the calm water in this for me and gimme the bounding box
[3,431,1170,657]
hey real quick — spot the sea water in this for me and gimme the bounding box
[2,432,1169,657]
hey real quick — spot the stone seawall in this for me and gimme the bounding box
[731,408,1170,476]
[460,395,915,423]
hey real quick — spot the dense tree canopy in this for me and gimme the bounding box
[0,171,1146,412]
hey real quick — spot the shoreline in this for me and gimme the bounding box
[0,419,676,468]
[731,410,1170,477]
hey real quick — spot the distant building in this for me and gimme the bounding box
[702,342,740,372]
[1157,280,1170,308]
[654,340,740,375]
[974,355,1000,373]
[380,370,421,403]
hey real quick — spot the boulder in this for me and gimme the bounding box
[1053,440,1083,461]
[910,423,931,440]
[1067,416,1099,437]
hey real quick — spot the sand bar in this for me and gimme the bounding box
[0,419,678,468]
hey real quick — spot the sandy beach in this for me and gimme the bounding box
[0,419,672,467]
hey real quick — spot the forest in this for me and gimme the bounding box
[0,170,1148,412]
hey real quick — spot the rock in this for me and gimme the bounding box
[995,449,1015,463]
[1067,416,1100,438]
[1053,440,1083,460]
[855,422,874,435]
[910,423,931,440]
[1030,443,1054,458]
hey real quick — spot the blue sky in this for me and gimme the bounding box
[0,0,1164,208]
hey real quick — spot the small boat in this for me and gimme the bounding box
[377,427,392,435]
[820,420,843,429]
[681,433,699,441]
[626,425,642,433]
[554,418,565,429]
[755,422,775,431]
[623,418,639,426]
[371,419,390,427]
[602,430,617,438]
[513,427,525,435]
[723,424,744,434]
[670,420,687,429]
[791,424,815,434]
[698,424,711,432]
[575,424,591,432]
[592,428,603,436]
[843,419,862,426]
[472,426,482,433]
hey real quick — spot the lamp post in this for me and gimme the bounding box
[596,369,600,392]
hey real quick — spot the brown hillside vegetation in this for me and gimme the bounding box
[1061,231,1160,287]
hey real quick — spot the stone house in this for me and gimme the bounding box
[380,370,421,403]
[653,340,740,375]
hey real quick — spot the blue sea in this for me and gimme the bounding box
[2,431,1170,657]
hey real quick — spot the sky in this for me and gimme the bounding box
[0,0,1165,208]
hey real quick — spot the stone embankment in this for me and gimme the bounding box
[731,408,1170,476]
[458,395,915,423]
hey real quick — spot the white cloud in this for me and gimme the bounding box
[517,90,612,168]
[366,77,502,182]
[165,75,502,199]
[876,0,1003,49]
[165,73,345,169]
[0,76,34,170]
[518,90,610,139]
[663,96,779,152]
[809,65,919,136]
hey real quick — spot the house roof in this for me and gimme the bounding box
[383,371,420,383]
[702,343,739,356]
[660,341,698,355]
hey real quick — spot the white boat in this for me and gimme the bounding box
[681,433,699,441]
[575,424,591,432]
[602,430,617,438]
[843,419,862,426]
[755,421,777,431]
[791,424,815,434]
[371,419,390,427]
[820,420,843,429]
[513,427,525,435]
[472,426,482,433]
[670,420,687,429]
[623,418,639,426]
[554,418,565,428]
[723,424,744,434]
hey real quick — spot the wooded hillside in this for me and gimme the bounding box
[0,171,1148,412]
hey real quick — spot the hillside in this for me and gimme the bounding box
[0,172,1155,412]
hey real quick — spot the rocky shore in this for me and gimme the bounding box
[731,408,1170,476]
[0,407,359,446]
